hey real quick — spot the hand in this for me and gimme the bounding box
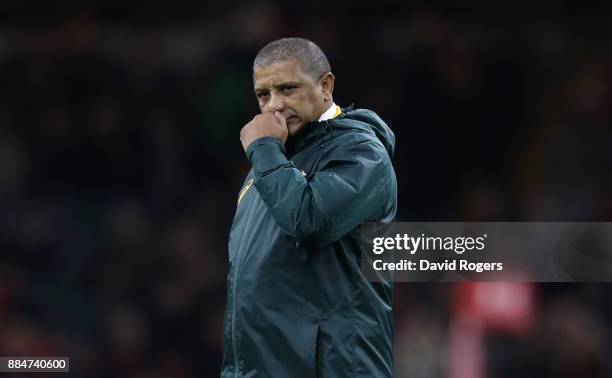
[240,111,288,152]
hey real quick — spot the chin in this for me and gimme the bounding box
[287,121,304,136]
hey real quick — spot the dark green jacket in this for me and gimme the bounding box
[221,107,397,378]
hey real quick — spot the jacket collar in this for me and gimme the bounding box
[318,103,341,121]
[287,104,346,156]
[285,119,327,156]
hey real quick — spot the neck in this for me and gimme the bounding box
[318,101,337,121]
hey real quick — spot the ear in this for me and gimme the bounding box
[319,72,335,102]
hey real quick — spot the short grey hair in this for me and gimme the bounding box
[253,37,331,80]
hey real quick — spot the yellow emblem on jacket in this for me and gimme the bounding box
[238,179,254,205]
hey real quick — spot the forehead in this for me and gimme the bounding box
[253,60,314,90]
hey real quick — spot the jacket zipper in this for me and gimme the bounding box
[294,122,329,180]
[230,128,327,375]
[231,194,258,377]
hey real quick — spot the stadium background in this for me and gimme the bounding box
[1,1,611,377]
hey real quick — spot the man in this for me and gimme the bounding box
[221,38,397,378]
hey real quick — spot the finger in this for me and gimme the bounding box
[274,111,287,129]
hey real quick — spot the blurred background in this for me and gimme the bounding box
[1,1,611,377]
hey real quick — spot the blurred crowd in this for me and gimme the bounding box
[0,2,611,377]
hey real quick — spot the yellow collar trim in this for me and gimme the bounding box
[318,103,341,121]
[332,105,342,118]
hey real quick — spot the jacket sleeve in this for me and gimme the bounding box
[246,135,392,246]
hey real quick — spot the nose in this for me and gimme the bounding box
[267,93,284,112]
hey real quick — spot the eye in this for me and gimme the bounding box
[280,86,296,94]
[256,92,269,100]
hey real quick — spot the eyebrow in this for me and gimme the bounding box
[254,81,301,92]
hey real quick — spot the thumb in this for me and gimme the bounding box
[274,111,287,129]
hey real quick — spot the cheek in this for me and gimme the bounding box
[292,97,316,120]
